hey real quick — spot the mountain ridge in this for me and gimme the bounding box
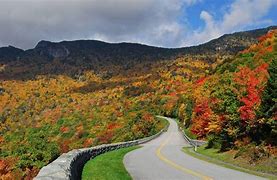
[0,26,276,80]
[1,25,276,59]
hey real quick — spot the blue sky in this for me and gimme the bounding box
[184,0,276,33]
[0,0,276,49]
[178,0,277,46]
[184,1,234,30]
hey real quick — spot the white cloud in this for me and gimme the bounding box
[221,0,274,31]
[0,0,196,49]
[184,0,277,46]
[0,0,275,49]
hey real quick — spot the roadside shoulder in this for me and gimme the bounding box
[182,146,277,180]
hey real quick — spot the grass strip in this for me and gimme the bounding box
[182,146,277,180]
[82,146,140,180]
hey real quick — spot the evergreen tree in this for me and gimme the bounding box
[261,59,277,117]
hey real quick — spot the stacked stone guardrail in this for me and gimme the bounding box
[35,123,169,180]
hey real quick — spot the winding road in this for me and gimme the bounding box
[123,117,264,180]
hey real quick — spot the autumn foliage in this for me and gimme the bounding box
[188,30,277,151]
[234,63,269,123]
[0,29,276,178]
[191,100,211,137]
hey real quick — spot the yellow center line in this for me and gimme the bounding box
[155,133,213,180]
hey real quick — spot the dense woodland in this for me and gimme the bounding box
[0,28,276,179]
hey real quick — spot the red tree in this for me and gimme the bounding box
[234,64,269,123]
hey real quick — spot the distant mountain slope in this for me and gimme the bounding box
[0,46,24,62]
[186,26,277,55]
[0,26,276,79]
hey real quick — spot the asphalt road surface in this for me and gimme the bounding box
[123,117,264,180]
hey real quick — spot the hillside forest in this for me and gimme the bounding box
[0,29,276,179]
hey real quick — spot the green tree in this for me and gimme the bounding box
[261,59,277,117]
[184,98,193,128]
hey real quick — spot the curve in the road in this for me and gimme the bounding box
[123,117,264,180]
[156,132,212,180]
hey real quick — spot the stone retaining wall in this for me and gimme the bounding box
[35,124,168,180]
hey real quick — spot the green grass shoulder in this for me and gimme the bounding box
[82,146,140,180]
[183,146,277,179]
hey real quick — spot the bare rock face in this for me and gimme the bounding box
[35,40,70,58]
